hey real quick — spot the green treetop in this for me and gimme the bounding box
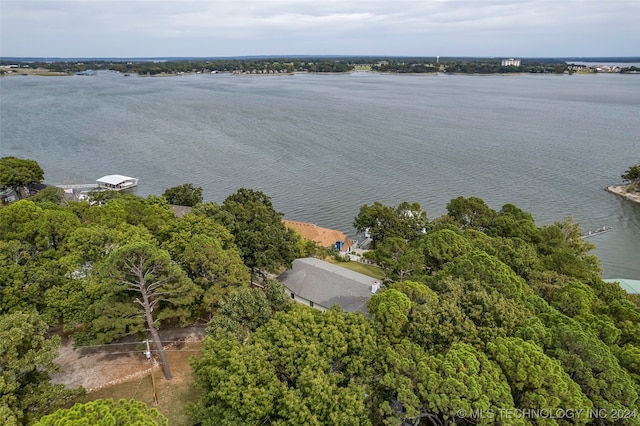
[0,312,83,425]
[221,188,301,282]
[35,399,167,426]
[622,163,640,184]
[0,157,44,199]
[162,183,203,207]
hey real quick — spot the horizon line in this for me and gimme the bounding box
[2,55,640,62]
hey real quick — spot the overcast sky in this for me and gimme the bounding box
[1,0,638,58]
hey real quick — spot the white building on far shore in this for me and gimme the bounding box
[501,58,521,66]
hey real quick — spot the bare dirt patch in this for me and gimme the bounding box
[85,340,204,425]
[1,68,70,77]
[51,326,205,392]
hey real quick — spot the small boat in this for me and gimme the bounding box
[76,70,97,76]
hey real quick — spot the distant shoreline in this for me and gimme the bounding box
[0,70,627,79]
[605,185,640,204]
[2,67,637,78]
[0,68,69,77]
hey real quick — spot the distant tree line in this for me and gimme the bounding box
[4,56,639,75]
[1,58,357,75]
[0,57,590,75]
[442,60,569,74]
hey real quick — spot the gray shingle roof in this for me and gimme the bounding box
[277,258,380,313]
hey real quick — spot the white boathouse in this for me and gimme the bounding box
[96,175,139,191]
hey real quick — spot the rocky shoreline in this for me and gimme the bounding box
[605,184,640,204]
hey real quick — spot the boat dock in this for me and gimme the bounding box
[581,226,612,239]
[54,183,99,190]
[53,175,138,192]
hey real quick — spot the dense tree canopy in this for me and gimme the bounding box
[98,241,202,379]
[193,305,378,426]
[0,312,83,425]
[380,340,517,425]
[340,198,640,424]
[29,186,65,205]
[35,399,167,426]
[205,279,291,342]
[2,159,640,425]
[0,157,44,199]
[421,228,472,271]
[0,192,252,357]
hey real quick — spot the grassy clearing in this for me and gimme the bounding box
[86,342,203,426]
[2,68,70,76]
[333,260,384,279]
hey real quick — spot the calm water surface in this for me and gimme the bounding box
[1,72,639,279]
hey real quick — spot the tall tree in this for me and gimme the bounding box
[36,208,81,251]
[446,196,497,231]
[621,162,640,184]
[161,213,248,311]
[99,242,203,379]
[475,235,541,279]
[178,234,249,310]
[539,314,639,415]
[353,201,428,248]
[0,157,44,200]
[162,183,203,207]
[191,335,283,426]
[29,186,65,205]
[537,218,599,279]
[488,203,540,243]
[439,249,530,300]
[0,240,69,316]
[221,188,300,282]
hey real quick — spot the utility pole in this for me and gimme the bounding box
[145,340,158,405]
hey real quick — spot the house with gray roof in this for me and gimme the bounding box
[277,257,381,313]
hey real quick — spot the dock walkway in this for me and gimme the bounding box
[54,183,99,190]
[581,226,612,239]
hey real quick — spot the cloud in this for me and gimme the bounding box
[1,0,638,57]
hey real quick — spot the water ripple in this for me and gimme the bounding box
[1,72,638,278]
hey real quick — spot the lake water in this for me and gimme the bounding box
[1,71,639,279]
